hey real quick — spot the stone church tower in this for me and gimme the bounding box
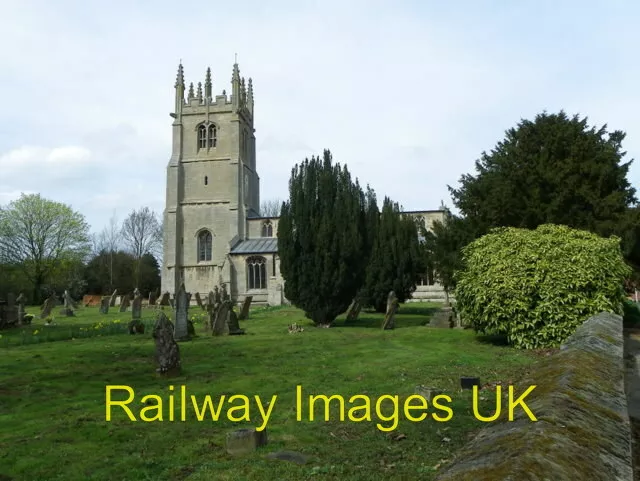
[161,62,261,296]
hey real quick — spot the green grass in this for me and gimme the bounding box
[0,303,537,480]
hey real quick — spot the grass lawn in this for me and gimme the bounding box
[0,303,537,480]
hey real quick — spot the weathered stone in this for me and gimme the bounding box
[119,294,131,312]
[221,283,229,302]
[414,385,443,402]
[346,298,362,322]
[212,301,230,336]
[128,319,145,334]
[381,291,397,330]
[238,295,253,320]
[61,290,75,316]
[15,293,26,325]
[152,311,180,376]
[158,292,170,307]
[265,450,309,464]
[99,296,109,314]
[226,428,268,455]
[131,291,142,320]
[41,293,57,319]
[429,307,453,328]
[195,292,205,311]
[174,282,190,341]
[148,291,157,306]
[435,312,632,481]
[227,307,245,335]
[109,289,118,307]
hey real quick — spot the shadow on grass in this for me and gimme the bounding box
[335,305,440,329]
[475,333,510,346]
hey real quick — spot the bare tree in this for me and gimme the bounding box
[260,198,283,217]
[91,212,122,290]
[121,207,162,286]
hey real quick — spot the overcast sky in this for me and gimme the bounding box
[1,0,639,233]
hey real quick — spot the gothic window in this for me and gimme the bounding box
[208,125,217,147]
[261,221,273,237]
[204,176,208,185]
[197,230,212,262]
[247,256,267,289]
[198,125,207,150]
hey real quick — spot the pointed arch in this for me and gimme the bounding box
[247,256,267,289]
[208,124,217,147]
[197,124,207,150]
[197,230,212,262]
[261,220,273,237]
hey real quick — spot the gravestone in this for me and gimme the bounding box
[227,307,245,335]
[128,319,145,334]
[212,301,231,336]
[158,292,170,308]
[152,311,180,376]
[148,291,157,306]
[429,307,454,328]
[214,285,221,304]
[119,293,131,312]
[174,282,191,341]
[15,293,26,325]
[381,291,398,330]
[414,385,443,402]
[346,298,362,322]
[109,289,118,307]
[195,292,205,311]
[61,290,75,316]
[3,292,18,326]
[221,283,229,301]
[238,296,253,320]
[226,428,268,455]
[99,296,110,314]
[41,293,57,319]
[131,291,142,320]
[205,291,215,331]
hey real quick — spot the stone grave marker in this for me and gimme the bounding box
[238,296,253,320]
[227,306,245,335]
[152,311,180,376]
[195,292,205,311]
[212,301,230,336]
[346,298,362,322]
[131,290,142,320]
[61,290,75,316]
[41,293,57,319]
[226,428,268,455]
[381,290,398,330]
[109,289,118,307]
[119,293,131,312]
[148,291,157,306]
[173,282,191,341]
[15,293,26,325]
[99,296,110,314]
[158,292,170,309]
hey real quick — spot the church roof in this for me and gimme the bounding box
[230,237,278,254]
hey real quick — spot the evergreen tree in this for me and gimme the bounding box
[278,150,366,325]
[449,111,637,239]
[363,197,421,312]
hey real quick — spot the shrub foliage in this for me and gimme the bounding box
[455,224,630,349]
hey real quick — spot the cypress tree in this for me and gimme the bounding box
[278,150,366,325]
[363,197,421,312]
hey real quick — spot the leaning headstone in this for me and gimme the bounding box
[195,292,205,311]
[15,293,26,325]
[227,307,245,335]
[109,289,118,307]
[148,291,157,306]
[212,301,230,336]
[99,296,110,314]
[131,291,142,320]
[119,293,131,312]
[381,291,398,330]
[61,290,75,316]
[41,293,57,319]
[226,428,268,455]
[238,296,253,320]
[174,282,191,341]
[152,311,180,376]
[346,298,362,322]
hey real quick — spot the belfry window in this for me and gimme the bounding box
[261,221,273,237]
[197,230,212,262]
[247,256,267,289]
[198,125,207,150]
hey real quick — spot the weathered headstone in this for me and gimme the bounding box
[41,293,57,319]
[99,296,110,314]
[346,298,362,322]
[152,311,180,376]
[158,291,170,308]
[381,290,398,330]
[2,292,19,327]
[174,282,191,341]
[109,289,118,307]
[205,291,215,331]
[119,293,131,312]
[148,291,157,306]
[226,428,268,455]
[214,285,221,304]
[429,307,454,328]
[61,290,75,316]
[212,301,231,336]
[221,283,229,301]
[131,291,142,320]
[238,296,253,320]
[195,292,205,311]
[227,307,245,335]
[128,319,145,334]
[15,293,26,325]
[414,385,443,402]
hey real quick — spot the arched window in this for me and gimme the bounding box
[247,256,267,289]
[208,125,217,147]
[198,125,207,150]
[204,176,208,185]
[261,221,273,237]
[197,230,212,262]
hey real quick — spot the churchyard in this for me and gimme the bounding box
[0,301,537,480]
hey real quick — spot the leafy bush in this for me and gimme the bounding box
[454,224,630,349]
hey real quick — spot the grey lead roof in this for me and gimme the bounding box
[230,237,278,254]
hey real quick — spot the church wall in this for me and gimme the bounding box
[246,217,280,238]
[230,253,283,305]
[180,204,235,266]
[181,161,236,203]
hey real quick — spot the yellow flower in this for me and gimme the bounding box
[33,330,39,335]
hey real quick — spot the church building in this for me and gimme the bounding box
[161,62,447,305]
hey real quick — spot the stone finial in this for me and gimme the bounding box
[205,67,212,99]
[232,62,240,82]
[241,77,247,105]
[197,82,203,100]
[188,82,195,99]
[248,78,253,102]
[175,63,185,89]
